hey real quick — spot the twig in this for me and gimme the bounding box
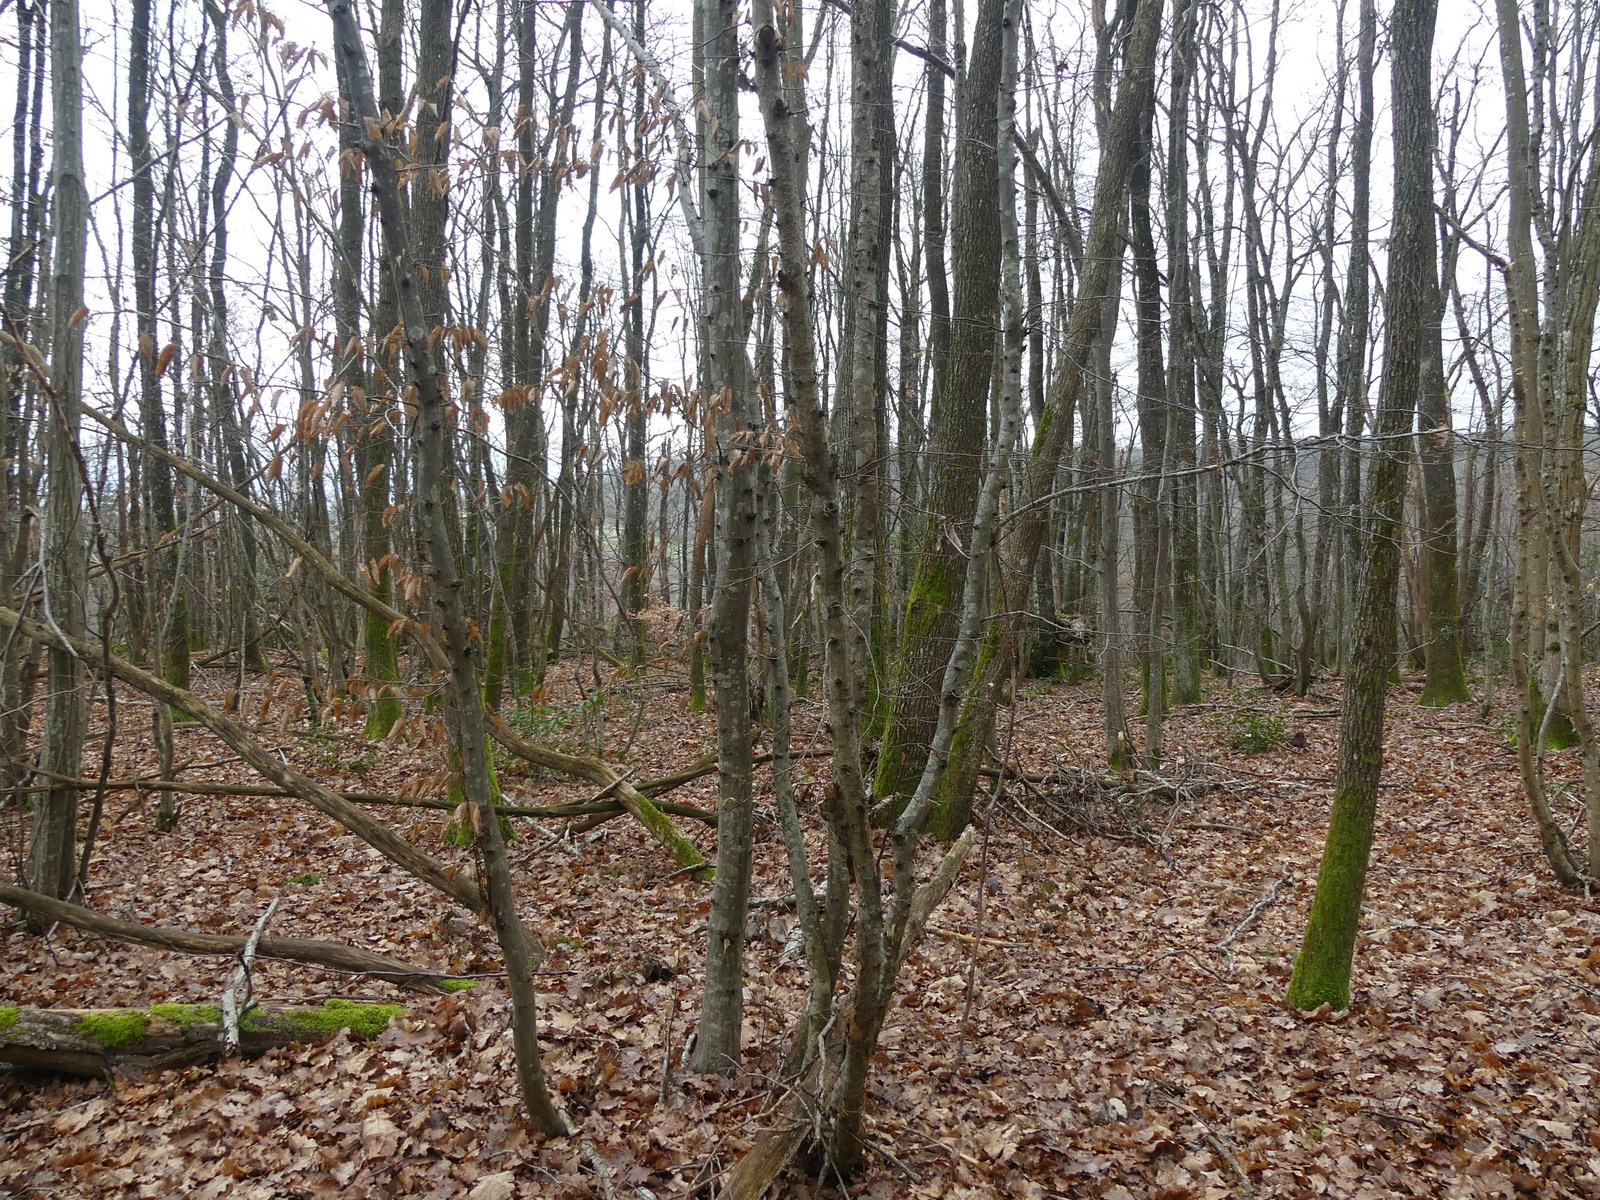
[1217,875,1290,965]
[659,989,676,1106]
[1149,1082,1255,1198]
[1358,1106,1440,1135]
[1179,821,1263,836]
[1544,969,1600,1002]
[221,896,280,1055]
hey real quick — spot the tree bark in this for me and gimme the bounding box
[327,0,567,1134]
[1286,0,1435,1012]
[875,0,1004,820]
[1415,213,1469,705]
[28,0,91,907]
[691,0,759,1075]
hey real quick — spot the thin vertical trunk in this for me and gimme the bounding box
[691,0,758,1074]
[1165,0,1202,705]
[28,0,90,907]
[1415,216,1469,705]
[203,0,265,681]
[1128,31,1167,756]
[621,0,651,656]
[1,0,46,793]
[328,0,566,1133]
[1336,0,1376,659]
[1287,0,1435,1011]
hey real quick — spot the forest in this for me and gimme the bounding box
[2,0,1599,1193]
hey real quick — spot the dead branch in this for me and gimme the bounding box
[487,712,713,880]
[0,603,486,914]
[15,769,716,826]
[0,882,461,989]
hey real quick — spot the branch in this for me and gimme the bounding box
[0,604,487,914]
[0,882,459,989]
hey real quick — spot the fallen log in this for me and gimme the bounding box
[487,713,713,880]
[0,1000,404,1077]
[0,883,465,992]
[15,770,718,826]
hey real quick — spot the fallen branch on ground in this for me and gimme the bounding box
[1216,874,1290,964]
[487,713,713,880]
[15,769,717,826]
[0,883,462,991]
[0,604,486,914]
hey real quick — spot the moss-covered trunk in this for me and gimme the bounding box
[1286,0,1435,1013]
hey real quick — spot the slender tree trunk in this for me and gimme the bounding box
[691,0,758,1074]
[0,0,47,794]
[622,0,651,658]
[1287,0,1435,1011]
[1165,0,1202,705]
[128,0,188,737]
[27,0,90,907]
[327,0,566,1133]
[1336,0,1376,662]
[1415,234,1469,706]
[203,0,266,681]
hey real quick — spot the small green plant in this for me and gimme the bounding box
[287,872,322,887]
[1217,710,1289,754]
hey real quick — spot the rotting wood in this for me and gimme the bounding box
[0,1000,403,1078]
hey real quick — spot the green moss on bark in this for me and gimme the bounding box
[246,999,402,1038]
[149,1003,221,1028]
[0,1006,18,1032]
[1285,767,1379,1013]
[76,1011,150,1049]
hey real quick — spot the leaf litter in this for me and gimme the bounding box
[3,664,1597,1198]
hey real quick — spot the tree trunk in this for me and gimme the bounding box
[1494,0,1597,882]
[1286,0,1435,1011]
[326,2,571,1133]
[874,0,1003,818]
[1415,216,1469,705]
[691,0,759,1075]
[1165,0,1202,706]
[27,0,91,907]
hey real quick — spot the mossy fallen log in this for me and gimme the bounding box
[0,1000,403,1077]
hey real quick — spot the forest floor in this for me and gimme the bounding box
[2,657,1599,1199]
